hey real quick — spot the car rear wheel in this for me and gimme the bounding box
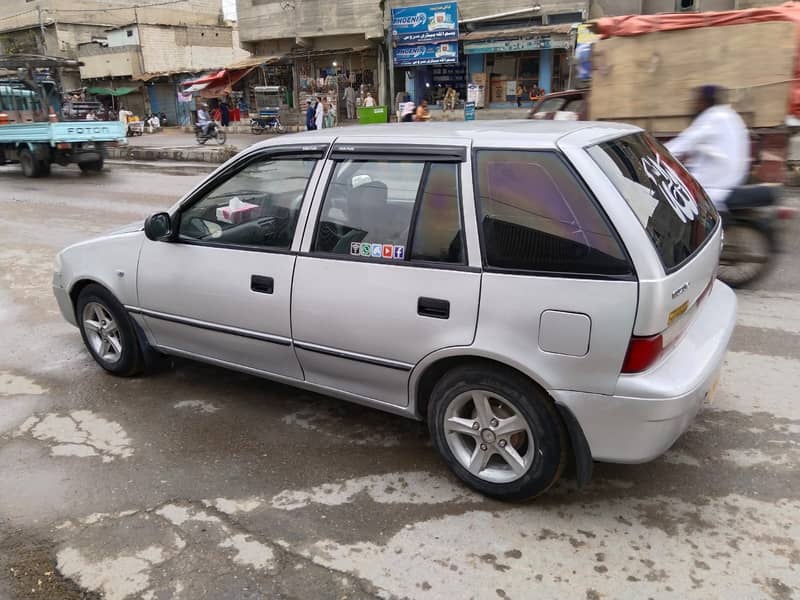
[76,284,142,376]
[428,365,568,501]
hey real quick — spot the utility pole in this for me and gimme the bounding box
[133,5,151,114]
[37,7,47,55]
[385,0,395,116]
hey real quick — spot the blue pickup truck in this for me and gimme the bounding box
[0,120,127,178]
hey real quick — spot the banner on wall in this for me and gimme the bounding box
[391,2,458,45]
[463,37,571,54]
[393,42,458,67]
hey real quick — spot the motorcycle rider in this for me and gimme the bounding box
[196,102,212,138]
[666,85,749,212]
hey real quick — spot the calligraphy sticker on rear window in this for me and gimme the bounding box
[641,154,699,223]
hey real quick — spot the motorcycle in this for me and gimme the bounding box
[250,111,286,135]
[718,184,796,287]
[195,121,227,145]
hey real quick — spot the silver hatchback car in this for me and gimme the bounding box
[53,121,736,500]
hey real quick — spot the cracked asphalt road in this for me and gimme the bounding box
[0,162,798,600]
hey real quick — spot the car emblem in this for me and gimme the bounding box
[672,283,689,299]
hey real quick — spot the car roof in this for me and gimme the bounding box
[249,120,639,151]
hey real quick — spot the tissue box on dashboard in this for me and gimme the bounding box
[216,201,259,224]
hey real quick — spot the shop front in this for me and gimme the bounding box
[292,45,381,126]
[462,25,574,108]
[391,2,461,114]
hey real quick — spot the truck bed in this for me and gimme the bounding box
[0,121,126,145]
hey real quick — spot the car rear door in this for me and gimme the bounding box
[290,140,481,407]
[581,131,722,345]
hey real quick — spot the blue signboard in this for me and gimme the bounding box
[393,42,458,67]
[464,101,475,121]
[391,2,458,45]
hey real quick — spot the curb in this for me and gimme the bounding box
[107,145,237,164]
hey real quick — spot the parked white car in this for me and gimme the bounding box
[53,121,736,500]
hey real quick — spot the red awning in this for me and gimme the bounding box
[180,69,227,87]
[181,67,256,98]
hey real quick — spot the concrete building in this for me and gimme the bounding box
[236,0,589,115]
[389,0,588,109]
[0,0,247,123]
[237,0,386,120]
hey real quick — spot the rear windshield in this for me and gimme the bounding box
[587,133,719,271]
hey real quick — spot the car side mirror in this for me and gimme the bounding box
[144,212,172,241]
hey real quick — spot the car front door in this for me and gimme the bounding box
[291,142,482,407]
[135,145,325,379]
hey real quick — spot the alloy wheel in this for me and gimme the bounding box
[82,302,123,364]
[443,389,536,484]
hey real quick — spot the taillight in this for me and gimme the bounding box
[622,334,664,373]
[777,206,797,220]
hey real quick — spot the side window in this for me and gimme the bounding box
[313,159,464,264]
[179,156,317,250]
[410,163,464,263]
[476,150,631,276]
[314,160,423,257]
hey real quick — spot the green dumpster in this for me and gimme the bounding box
[357,106,389,124]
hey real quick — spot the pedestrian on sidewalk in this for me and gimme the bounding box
[306,99,317,130]
[315,96,324,130]
[344,84,356,120]
[400,95,415,122]
[220,100,230,127]
[415,99,431,122]
[517,84,524,108]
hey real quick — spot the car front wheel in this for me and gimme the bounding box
[76,284,142,376]
[428,365,568,501]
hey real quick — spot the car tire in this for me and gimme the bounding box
[428,365,568,501]
[76,284,143,377]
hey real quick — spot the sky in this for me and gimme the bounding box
[222,0,237,20]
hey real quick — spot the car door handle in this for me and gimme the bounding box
[418,297,450,319]
[251,275,274,294]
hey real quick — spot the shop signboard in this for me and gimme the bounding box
[464,101,476,121]
[391,2,458,45]
[394,42,458,67]
[463,37,571,54]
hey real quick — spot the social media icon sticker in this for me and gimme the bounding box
[393,245,405,260]
[360,243,371,257]
[371,243,382,258]
[350,242,361,256]
[382,244,393,258]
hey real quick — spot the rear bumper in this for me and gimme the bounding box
[552,281,737,463]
